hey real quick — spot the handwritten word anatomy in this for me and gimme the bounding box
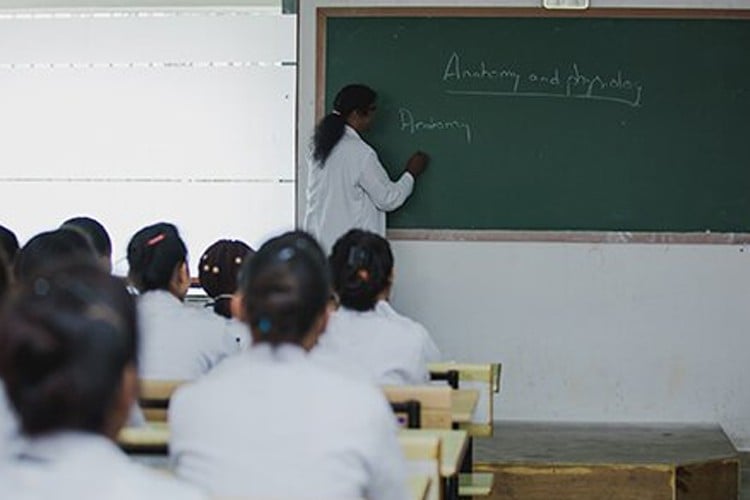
[442,52,644,108]
[398,107,473,144]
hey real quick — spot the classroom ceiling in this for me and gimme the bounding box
[0,0,279,8]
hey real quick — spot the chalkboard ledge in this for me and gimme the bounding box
[386,229,750,245]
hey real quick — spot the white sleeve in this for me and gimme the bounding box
[358,151,415,212]
[363,397,411,500]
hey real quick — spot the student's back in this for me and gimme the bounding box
[169,231,408,500]
[127,223,238,380]
[170,345,404,498]
[313,229,440,385]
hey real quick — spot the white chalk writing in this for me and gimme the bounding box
[398,107,473,144]
[442,52,643,108]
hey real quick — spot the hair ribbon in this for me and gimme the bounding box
[146,233,166,247]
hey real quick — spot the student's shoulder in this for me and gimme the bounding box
[339,129,378,160]
[171,354,245,406]
[376,301,430,337]
[310,358,384,402]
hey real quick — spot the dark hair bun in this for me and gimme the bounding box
[0,261,137,436]
[329,229,393,312]
[242,231,329,345]
[199,239,255,318]
[127,222,187,293]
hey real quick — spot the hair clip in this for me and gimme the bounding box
[258,317,272,334]
[146,233,166,247]
[347,246,368,268]
[33,278,50,297]
[332,109,341,116]
[234,257,242,265]
[277,247,295,261]
[212,266,220,274]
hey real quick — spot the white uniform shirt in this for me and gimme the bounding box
[0,432,205,500]
[136,290,239,380]
[304,125,414,253]
[169,343,409,500]
[0,381,20,460]
[312,300,441,385]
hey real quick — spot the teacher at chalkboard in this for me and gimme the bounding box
[304,84,429,254]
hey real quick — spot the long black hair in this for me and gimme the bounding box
[312,84,377,164]
[329,229,393,312]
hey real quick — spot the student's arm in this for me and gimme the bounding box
[358,151,415,212]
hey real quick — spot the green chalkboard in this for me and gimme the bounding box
[321,10,750,233]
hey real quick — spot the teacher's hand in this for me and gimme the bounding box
[405,151,430,178]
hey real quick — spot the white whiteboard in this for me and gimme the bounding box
[0,8,296,276]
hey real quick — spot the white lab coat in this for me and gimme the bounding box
[169,343,409,500]
[312,300,441,385]
[136,290,240,380]
[0,431,205,500]
[304,125,414,253]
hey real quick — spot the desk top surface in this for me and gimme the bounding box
[399,429,469,477]
[408,475,431,500]
[119,424,469,477]
[452,389,479,424]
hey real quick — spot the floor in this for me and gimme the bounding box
[473,421,741,499]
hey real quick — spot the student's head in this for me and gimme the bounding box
[127,222,189,299]
[312,84,377,164]
[240,231,330,350]
[0,224,19,264]
[15,229,97,283]
[61,216,113,273]
[199,239,255,319]
[329,229,394,312]
[0,261,138,439]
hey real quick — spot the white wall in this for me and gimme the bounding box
[0,6,296,275]
[299,0,750,450]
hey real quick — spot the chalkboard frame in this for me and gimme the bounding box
[316,7,750,245]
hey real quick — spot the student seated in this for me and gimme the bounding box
[60,215,114,273]
[198,239,254,349]
[169,231,409,500]
[127,222,239,380]
[313,229,440,385]
[0,262,204,499]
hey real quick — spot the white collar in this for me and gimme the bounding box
[344,124,362,139]
[246,342,309,363]
[14,431,123,464]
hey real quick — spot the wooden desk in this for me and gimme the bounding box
[118,422,169,454]
[399,429,469,478]
[408,475,431,500]
[451,389,479,424]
